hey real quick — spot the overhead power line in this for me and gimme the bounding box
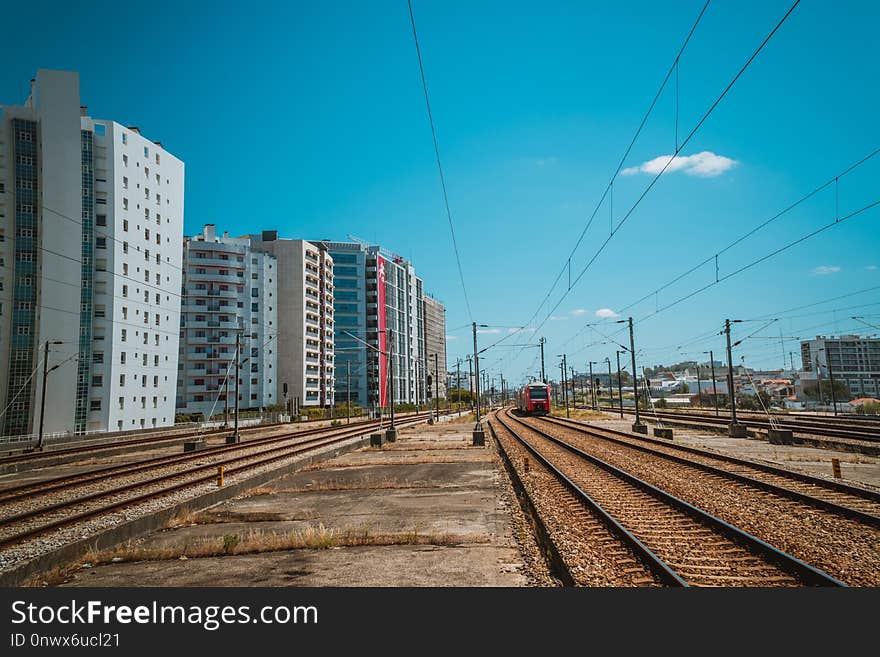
[531,0,803,336]
[406,0,474,322]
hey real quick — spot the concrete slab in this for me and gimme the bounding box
[58,421,536,587]
[591,416,880,489]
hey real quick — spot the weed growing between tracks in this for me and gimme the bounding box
[23,525,490,586]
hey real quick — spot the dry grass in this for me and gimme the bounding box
[24,525,489,585]
[164,508,203,528]
[285,477,435,493]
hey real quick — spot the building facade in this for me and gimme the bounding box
[800,335,880,399]
[0,70,184,437]
[249,232,334,408]
[176,225,278,418]
[423,295,447,400]
[321,241,425,410]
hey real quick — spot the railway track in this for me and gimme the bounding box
[491,410,843,587]
[0,414,430,559]
[599,406,880,443]
[0,412,413,472]
[534,414,880,525]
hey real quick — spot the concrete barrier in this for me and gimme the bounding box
[768,428,793,445]
[653,427,674,440]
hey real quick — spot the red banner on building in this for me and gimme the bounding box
[377,255,388,408]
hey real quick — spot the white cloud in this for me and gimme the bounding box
[476,328,501,334]
[445,335,458,341]
[507,327,538,334]
[549,316,568,321]
[571,309,586,316]
[621,151,737,178]
[595,308,620,318]
[867,265,877,270]
[812,265,841,276]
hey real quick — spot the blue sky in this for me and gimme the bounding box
[3,0,878,384]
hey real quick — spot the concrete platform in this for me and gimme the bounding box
[59,419,532,587]
[590,414,880,489]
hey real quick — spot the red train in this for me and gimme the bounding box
[516,382,552,415]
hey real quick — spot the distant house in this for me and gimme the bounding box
[849,397,880,408]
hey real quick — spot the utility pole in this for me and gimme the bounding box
[588,361,596,410]
[347,360,351,424]
[606,357,613,410]
[472,322,485,444]
[708,350,719,417]
[815,355,825,409]
[725,319,746,437]
[466,355,474,411]
[388,328,396,436]
[223,370,229,428]
[620,317,645,433]
[36,339,64,451]
[616,350,624,419]
[539,337,546,382]
[456,358,462,416]
[433,353,439,420]
[819,348,838,417]
[558,355,569,418]
[696,361,703,408]
[233,331,241,443]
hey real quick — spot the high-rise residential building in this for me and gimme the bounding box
[800,335,880,398]
[0,69,184,437]
[423,295,447,400]
[248,232,334,409]
[320,240,425,411]
[176,225,278,418]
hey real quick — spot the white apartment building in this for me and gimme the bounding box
[249,232,334,409]
[0,70,184,437]
[177,225,278,418]
[800,335,880,399]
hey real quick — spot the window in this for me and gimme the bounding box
[96,214,107,227]
[91,375,103,387]
[144,146,149,157]
[119,397,125,410]
[155,153,160,165]
[122,133,128,145]
[123,154,128,167]
[121,329,127,342]
[90,400,102,411]
[123,176,129,189]
[96,237,107,249]
[121,352,126,364]
[123,197,128,210]
[122,284,128,297]
[123,242,129,254]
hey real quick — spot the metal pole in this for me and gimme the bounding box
[709,350,719,417]
[467,355,474,411]
[588,361,595,410]
[629,317,643,430]
[696,361,702,408]
[726,319,736,423]
[539,337,546,382]
[824,348,838,417]
[606,358,612,410]
[473,322,481,427]
[234,331,240,442]
[347,360,351,424]
[457,358,461,416]
[815,355,825,409]
[389,329,395,429]
[616,350,624,419]
[561,355,569,418]
[36,340,50,451]
[434,353,439,420]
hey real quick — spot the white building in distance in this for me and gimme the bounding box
[177,225,278,419]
